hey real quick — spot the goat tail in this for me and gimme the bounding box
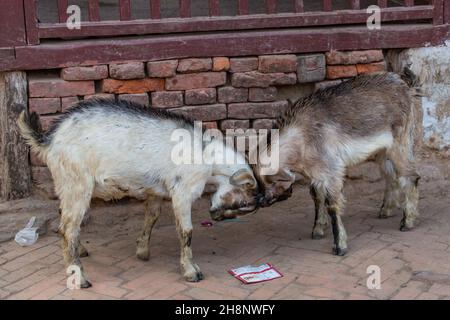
[17,111,49,161]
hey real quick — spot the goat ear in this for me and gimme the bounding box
[229,169,257,189]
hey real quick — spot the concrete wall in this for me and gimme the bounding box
[386,42,450,158]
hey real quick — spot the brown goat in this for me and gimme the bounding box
[254,72,420,256]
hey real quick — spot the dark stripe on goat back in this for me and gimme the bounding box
[44,98,195,141]
[278,72,408,129]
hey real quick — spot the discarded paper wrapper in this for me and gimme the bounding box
[229,263,283,284]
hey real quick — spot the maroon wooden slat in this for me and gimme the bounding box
[444,0,450,24]
[23,0,39,45]
[7,25,449,72]
[180,0,191,18]
[349,0,360,10]
[1,0,28,46]
[404,0,414,6]
[238,0,249,15]
[377,0,387,8]
[119,0,131,20]
[209,0,220,16]
[88,0,100,22]
[57,0,69,23]
[322,0,332,12]
[266,0,277,14]
[433,0,444,25]
[294,0,304,13]
[150,0,161,19]
[38,6,436,39]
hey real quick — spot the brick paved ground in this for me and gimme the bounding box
[0,154,449,300]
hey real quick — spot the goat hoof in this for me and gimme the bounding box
[400,225,413,232]
[333,247,347,256]
[78,246,89,258]
[184,271,204,282]
[311,232,325,240]
[136,249,150,261]
[80,280,92,288]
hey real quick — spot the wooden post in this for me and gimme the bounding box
[0,71,31,200]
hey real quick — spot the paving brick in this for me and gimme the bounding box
[391,281,424,300]
[231,71,297,87]
[151,91,183,108]
[229,57,258,73]
[29,76,94,98]
[212,57,230,71]
[297,53,326,83]
[217,87,248,103]
[147,60,178,78]
[249,87,277,102]
[61,65,108,81]
[326,50,384,65]
[228,101,288,119]
[101,78,164,94]
[177,58,212,73]
[185,88,216,105]
[326,65,358,79]
[118,93,150,106]
[109,62,145,79]
[429,283,450,296]
[170,104,227,121]
[165,72,226,90]
[29,98,61,115]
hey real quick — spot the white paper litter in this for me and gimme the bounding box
[229,263,283,284]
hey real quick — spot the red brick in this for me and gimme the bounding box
[170,104,226,121]
[217,87,248,103]
[39,115,61,131]
[84,93,115,101]
[326,65,357,79]
[151,91,183,108]
[231,71,297,87]
[356,61,386,74]
[29,98,61,115]
[203,121,218,129]
[109,62,145,79]
[326,50,384,65]
[213,57,230,71]
[177,58,212,73]
[61,96,79,111]
[165,72,226,90]
[101,78,164,94]
[249,87,277,102]
[228,100,288,119]
[220,119,250,130]
[118,93,150,106]
[29,76,95,98]
[185,88,216,105]
[229,57,258,73]
[252,118,277,130]
[61,65,108,81]
[147,60,178,78]
[258,54,297,73]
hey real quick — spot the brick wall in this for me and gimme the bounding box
[27,49,386,197]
